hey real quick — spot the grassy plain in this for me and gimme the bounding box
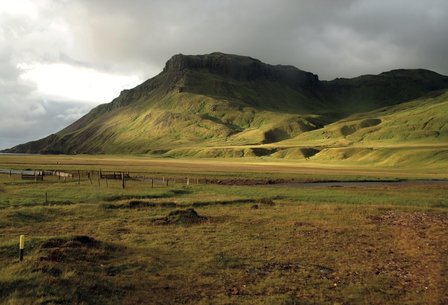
[0,155,447,305]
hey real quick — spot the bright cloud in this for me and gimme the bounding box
[18,62,140,103]
[0,0,38,18]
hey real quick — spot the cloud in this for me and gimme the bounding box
[18,62,140,102]
[0,98,94,150]
[57,0,448,78]
[0,0,142,149]
[1,0,448,148]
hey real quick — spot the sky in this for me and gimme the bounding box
[1,0,447,149]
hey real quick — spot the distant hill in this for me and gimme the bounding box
[4,52,448,166]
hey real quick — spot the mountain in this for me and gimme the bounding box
[4,52,448,165]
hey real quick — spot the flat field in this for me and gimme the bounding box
[0,155,447,305]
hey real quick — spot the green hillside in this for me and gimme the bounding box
[4,52,448,166]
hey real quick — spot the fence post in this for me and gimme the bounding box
[45,192,48,204]
[121,173,125,189]
[19,235,25,262]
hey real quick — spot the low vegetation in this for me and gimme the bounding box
[0,156,447,304]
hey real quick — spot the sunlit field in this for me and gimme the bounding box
[0,155,447,305]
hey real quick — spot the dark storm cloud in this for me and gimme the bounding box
[1,0,448,149]
[70,0,448,79]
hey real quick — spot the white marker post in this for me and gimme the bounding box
[19,235,25,262]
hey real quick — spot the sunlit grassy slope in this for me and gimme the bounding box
[4,53,448,168]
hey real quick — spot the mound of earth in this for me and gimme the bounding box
[157,208,207,225]
[38,235,113,262]
[258,198,275,206]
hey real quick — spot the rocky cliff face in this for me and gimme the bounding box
[164,52,320,90]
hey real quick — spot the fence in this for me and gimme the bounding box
[2,168,214,188]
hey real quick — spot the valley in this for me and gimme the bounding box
[1,53,447,305]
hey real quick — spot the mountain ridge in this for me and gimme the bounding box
[4,52,448,164]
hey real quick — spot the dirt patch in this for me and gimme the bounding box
[258,197,275,206]
[39,235,113,262]
[191,198,256,207]
[155,208,207,225]
[367,211,448,228]
[102,201,178,209]
[128,200,156,208]
[367,210,448,302]
[206,178,291,186]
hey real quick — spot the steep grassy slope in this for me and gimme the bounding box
[288,90,448,146]
[4,52,448,161]
[163,90,448,168]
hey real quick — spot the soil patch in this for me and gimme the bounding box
[206,178,291,186]
[39,235,113,262]
[258,197,275,206]
[155,208,207,225]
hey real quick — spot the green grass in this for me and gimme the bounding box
[0,158,447,304]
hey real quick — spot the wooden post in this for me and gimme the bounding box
[166,178,169,187]
[187,177,190,185]
[9,169,11,177]
[105,177,108,188]
[151,178,154,188]
[78,170,81,185]
[34,171,37,183]
[98,174,101,187]
[88,172,92,185]
[45,192,48,204]
[121,173,125,189]
[19,235,25,262]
